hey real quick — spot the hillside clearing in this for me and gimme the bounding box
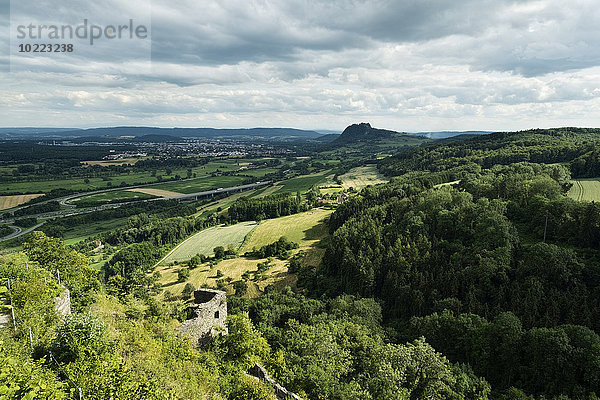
[240,208,332,252]
[156,208,332,299]
[339,166,388,189]
[568,179,600,202]
[434,180,461,188]
[160,221,258,265]
[0,194,44,210]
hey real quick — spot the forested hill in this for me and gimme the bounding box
[307,126,600,399]
[331,122,426,146]
[380,127,600,177]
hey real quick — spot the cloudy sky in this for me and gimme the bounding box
[1,0,600,132]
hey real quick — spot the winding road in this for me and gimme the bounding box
[0,181,270,242]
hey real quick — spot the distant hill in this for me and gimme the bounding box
[323,123,430,155]
[332,123,401,145]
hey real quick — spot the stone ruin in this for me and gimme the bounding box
[248,363,303,400]
[0,287,70,329]
[177,289,228,346]
[54,288,71,320]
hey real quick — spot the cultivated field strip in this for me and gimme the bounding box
[0,194,44,210]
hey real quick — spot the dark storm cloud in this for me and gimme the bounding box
[149,0,600,78]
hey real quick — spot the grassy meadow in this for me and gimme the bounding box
[569,179,600,202]
[339,165,388,189]
[155,208,333,299]
[160,221,259,264]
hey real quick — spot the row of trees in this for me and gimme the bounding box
[228,193,309,221]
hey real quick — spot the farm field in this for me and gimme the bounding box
[339,165,388,189]
[156,208,332,298]
[568,179,600,202]
[159,221,258,265]
[0,160,251,195]
[71,190,157,206]
[272,170,333,194]
[127,188,183,197]
[240,208,332,252]
[0,193,44,210]
[193,190,259,218]
[150,175,246,194]
[251,185,282,198]
[239,167,279,177]
[62,216,132,246]
[82,157,148,166]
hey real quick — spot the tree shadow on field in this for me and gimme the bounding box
[302,217,329,241]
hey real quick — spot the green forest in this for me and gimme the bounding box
[4,128,600,399]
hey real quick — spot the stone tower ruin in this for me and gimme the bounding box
[177,289,227,345]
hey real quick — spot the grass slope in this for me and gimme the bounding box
[240,208,332,252]
[273,171,333,194]
[339,165,388,190]
[156,208,333,299]
[568,179,600,202]
[160,221,258,264]
[150,175,246,194]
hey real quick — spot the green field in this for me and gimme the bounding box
[569,179,600,202]
[240,208,332,252]
[150,175,247,195]
[62,216,132,245]
[0,160,250,195]
[71,190,157,206]
[156,208,333,298]
[339,165,388,189]
[272,170,333,194]
[159,221,258,265]
[239,167,279,177]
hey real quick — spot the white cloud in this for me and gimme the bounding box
[1,0,600,130]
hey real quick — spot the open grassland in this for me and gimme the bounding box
[434,180,461,188]
[155,256,293,299]
[150,175,246,194]
[273,171,333,194]
[62,216,132,246]
[252,185,282,198]
[0,194,44,210]
[160,221,258,265]
[569,179,600,202]
[240,208,332,252]
[72,190,156,205]
[0,160,253,195]
[155,208,332,299]
[239,167,279,177]
[339,165,388,189]
[127,188,183,197]
[82,157,148,166]
[193,190,259,218]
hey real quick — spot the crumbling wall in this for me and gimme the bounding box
[0,297,10,329]
[54,288,71,320]
[177,289,227,345]
[248,363,303,400]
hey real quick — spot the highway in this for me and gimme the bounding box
[0,181,270,241]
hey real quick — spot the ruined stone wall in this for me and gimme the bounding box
[177,289,227,345]
[0,297,10,329]
[54,288,71,320]
[248,363,303,400]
